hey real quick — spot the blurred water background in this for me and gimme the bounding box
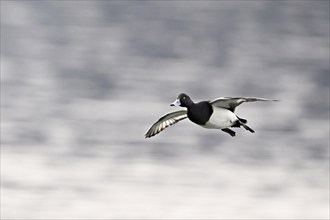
[1,1,329,219]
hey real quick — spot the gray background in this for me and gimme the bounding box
[1,1,329,219]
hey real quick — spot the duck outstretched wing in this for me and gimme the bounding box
[210,97,279,112]
[145,110,188,138]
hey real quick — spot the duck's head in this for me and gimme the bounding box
[170,93,194,107]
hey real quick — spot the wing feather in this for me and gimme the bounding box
[145,110,188,138]
[210,97,279,112]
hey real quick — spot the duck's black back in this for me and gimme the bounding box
[187,101,213,125]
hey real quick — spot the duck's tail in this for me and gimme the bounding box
[237,116,247,124]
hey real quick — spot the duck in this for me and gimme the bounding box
[145,93,278,138]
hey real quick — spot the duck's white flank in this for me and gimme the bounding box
[202,107,238,129]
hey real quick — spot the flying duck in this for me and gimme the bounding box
[145,93,278,138]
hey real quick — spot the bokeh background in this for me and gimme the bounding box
[1,1,329,219]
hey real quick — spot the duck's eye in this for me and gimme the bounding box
[183,96,186,99]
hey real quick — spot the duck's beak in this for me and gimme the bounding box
[170,98,181,107]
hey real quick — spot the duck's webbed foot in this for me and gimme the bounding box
[221,128,236,137]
